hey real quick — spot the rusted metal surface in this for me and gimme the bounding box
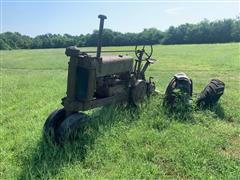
[100,56,133,77]
[62,93,128,112]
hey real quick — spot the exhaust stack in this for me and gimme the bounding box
[96,14,107,58]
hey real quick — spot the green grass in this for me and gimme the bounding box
[1,43,240,179]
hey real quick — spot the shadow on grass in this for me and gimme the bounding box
[162,103,194,123]
[211,104,225,119]
[163,97,226,123]
[19,105,139,179]
[196,103,226,120]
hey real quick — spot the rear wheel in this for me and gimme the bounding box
[43,108,66,142]
[55,112,91,145]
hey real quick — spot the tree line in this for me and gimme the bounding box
[0,18,239,50]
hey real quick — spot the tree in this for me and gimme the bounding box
[0,17,239,50]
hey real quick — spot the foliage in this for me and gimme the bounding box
[164,89,193,120]
[0,18,239,50]
[162,18,240,44]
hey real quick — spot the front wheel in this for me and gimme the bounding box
[43,108,66,142]
[55,112,91,145]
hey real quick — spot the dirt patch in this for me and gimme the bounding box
[220,135,240,160]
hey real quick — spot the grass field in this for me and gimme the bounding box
[1,43,240,179]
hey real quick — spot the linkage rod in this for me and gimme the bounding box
[85,50,135,54]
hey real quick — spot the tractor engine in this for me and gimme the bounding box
[62,47,134,112]
[95,74,129,98]
[94,55,133,98]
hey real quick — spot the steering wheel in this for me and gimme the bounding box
[135,45,153,60]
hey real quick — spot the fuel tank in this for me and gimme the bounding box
[99,55,133,77]
[65,47,133,77]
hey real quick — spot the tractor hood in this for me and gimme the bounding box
[99,55,133,77]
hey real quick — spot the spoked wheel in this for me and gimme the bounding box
[43,108,66,142]
[55,112,91,145]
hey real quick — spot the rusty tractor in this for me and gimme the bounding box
[44,15,157,144]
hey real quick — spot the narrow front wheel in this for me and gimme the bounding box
[55,112,91,145]
[43,108,66,142]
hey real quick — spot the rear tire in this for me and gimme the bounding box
[55,112,91,145]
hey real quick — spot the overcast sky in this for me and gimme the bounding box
[1,0,239,37]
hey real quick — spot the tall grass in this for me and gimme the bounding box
[1,43,239,179]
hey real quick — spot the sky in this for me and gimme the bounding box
[1,0,239,37]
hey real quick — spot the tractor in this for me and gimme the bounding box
[44,15,157,144]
